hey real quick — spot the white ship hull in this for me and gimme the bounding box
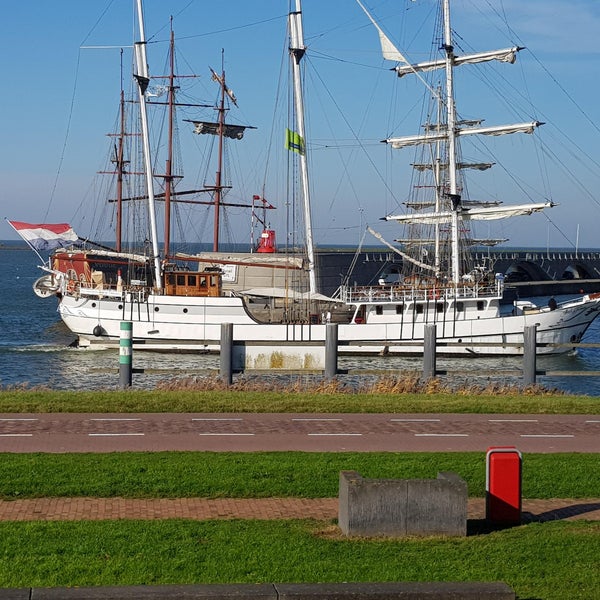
[57,291,600,356]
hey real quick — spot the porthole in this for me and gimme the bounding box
[154,307,160,312]
[118,304,123,310]
[183,308,188,314]
[91,302,96,308]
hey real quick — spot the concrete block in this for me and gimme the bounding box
[405,472,467,536]
[339,470,467,537]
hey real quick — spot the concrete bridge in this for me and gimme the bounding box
[316,248,600,298]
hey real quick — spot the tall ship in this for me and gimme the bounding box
[9,0,600,357]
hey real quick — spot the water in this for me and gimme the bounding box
[2,242,600,395]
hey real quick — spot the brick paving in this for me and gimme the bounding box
[0,497,599,523]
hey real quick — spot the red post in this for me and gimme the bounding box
[486,446,522,525]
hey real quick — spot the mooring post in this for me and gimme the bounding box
[119,321,133,388]
[423,324,437,380]
[325,322,339,379]
[523,324,537,386]
[220,322,234,385]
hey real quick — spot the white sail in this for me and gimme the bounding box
[387,121,541,149]
[395,47,522,77]
[355,0,409,63]
[385,202,553,225]
[412,162,494,171]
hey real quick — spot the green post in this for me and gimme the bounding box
[119,321,133,388]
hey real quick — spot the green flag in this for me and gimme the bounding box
[285,128,305,155]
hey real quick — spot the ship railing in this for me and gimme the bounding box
[338,282,501,304]
[67,279,148,301]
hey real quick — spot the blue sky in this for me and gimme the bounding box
[2,0,599,249]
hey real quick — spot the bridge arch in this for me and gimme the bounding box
[504,261,547,282]
[561,263,592,280]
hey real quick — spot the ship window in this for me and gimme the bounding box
[416,304,424,314]
[200,277,207,287]
[211,276,217,286]
[154,307,160,312]
[477,300,485,311]
[456,302,464,312]
[188,275,197,287]
[183,308,188,314]
[177,275,186,286]
[436,302,444,313]
[396,305,404,314]
[167,274,175,285]
[375,305,383,315]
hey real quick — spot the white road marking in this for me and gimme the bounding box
[88,433,145,437]
[89,418,142,421]
[292,418,343,421]
[520,434,574,438]
[488,419,538,423]
[0,418,38,421]
[0,433,33,437]
[308,433,362,437]
[415,433,469,437]
[391,418,441,422]
[198,433,254,436]
[192,418,244,421]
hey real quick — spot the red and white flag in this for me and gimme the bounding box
[7,221,80,252]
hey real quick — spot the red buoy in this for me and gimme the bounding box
[256,229,276,253]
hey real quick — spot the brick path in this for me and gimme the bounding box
[0,497,599,522]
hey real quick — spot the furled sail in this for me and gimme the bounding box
[412,162,494,171]
[394,47,522,77]
[384,202,553,225]
[395,237,508,247]
[187,121,254,140]
[387,122,542,149]
[405,200,501,210]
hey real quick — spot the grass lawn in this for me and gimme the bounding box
[0,389,597,597]
[0,519,598,599]
[0,388,598,414]
[1,452,598,499]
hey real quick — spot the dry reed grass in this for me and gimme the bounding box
[155,372,562,396]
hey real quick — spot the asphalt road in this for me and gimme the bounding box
[1,412,598,453]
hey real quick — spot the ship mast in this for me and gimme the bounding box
[163,25,176,258]
[441,0,461,286]
[213,58,228,252]
[289,0,317,295]
[134,0,162,289]
[100,51,129,253]
[115,88,126,253]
